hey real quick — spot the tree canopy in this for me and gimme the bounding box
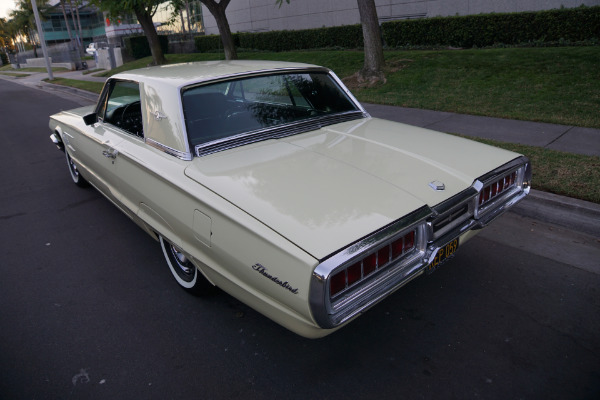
[91,0,167,65]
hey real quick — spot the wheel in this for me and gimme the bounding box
[65,150,88,187]
[159,236,212,295]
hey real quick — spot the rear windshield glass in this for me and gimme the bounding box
[182,71,359,147]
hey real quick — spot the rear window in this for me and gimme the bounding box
[182,71,359,147]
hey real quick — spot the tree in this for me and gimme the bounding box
[92,0,167,65]
[277,0,385,83]
[59,1,75,47]
[356,0,385,83]
[199,0,237,60]
[9,0,51,57]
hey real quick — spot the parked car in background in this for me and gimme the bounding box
[49,61,531,338]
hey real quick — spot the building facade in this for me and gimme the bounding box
[201,0,600,35]
[41,0,204,47]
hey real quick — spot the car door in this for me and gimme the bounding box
[80,79,143,211]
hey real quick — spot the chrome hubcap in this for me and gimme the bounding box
[67,154,79,177]
[170,245,192,275]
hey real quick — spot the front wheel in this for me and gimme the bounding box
[159,236,212,295]
[65,150,88,187]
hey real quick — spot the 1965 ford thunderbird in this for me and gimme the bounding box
[49,61,531,338]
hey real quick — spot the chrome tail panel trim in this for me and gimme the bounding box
[309,156,531,329]
[310,206,432,329]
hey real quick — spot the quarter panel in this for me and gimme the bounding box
[111,138,320,326]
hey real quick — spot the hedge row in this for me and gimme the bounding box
[195,24,362,52]
[124,35,169,59]
[382,6,600,48]
[195,6,599,52]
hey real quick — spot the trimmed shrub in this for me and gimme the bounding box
[195,25,362,52]
[194,6,599,53]
[194,33,240,52]
[381,6,600,48]
[0,52,8,65]
[123,35,169,59]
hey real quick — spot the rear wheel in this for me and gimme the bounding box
[65,150,88,187]
[159,236,212,295]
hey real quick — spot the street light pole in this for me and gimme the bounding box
[31,0,53,80]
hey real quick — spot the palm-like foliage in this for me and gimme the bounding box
[9,0,50,47]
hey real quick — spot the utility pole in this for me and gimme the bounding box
[31,0,53,80]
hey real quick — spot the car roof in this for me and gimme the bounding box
[113,60,326,89]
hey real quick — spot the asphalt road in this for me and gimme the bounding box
[1,78,599,399]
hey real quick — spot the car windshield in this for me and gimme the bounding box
[182,71,360,148]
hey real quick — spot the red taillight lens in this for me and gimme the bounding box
[330,270,346,296]
[391,237,403,259]
[403,231,415,251]
[363,253,376,273]
[377,247,389,266]
[363,257,376,276]
[329,229,418,298]
[479,171,518,207]
[347,262,362,286]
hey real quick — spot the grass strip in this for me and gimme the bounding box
[457,136,600,204]
[43,77,104,94]
[0,72,29,77]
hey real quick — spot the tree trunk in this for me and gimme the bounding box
[68,0,84,56]
[59,0,74,47]
[133,6,167,66]
[179,9,186,35]
[357,0,385,83]
[200,0,237,60]
[73,0,83,43]
[185,0,192,33]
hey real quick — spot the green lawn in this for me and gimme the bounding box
[43,77,105,94]
[94,47,600,128]
[452,136,600,204]
[0,72,29,77]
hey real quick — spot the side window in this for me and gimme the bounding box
[101,80,144,138]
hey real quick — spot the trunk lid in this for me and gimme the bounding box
[184,118,518,259]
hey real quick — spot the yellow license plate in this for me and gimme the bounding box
[427,238,459,274]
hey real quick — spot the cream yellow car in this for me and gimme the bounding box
[49,61,531,338]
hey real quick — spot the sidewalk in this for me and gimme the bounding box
[363,103,600,158]
[1,67,599,236]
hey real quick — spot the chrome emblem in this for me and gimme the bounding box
[429,180,445,191]
[252,263,299,295]
[153,110,167,121]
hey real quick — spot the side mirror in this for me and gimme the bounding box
[83,112,97,126]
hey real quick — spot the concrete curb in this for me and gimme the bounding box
[35,80,99,105]
[512,189,600,237]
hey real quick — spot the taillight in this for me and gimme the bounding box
[329,229,417,297]
[479,171,517,207]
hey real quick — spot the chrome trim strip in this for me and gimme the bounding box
[195,111,366,157]
[146,138,193,161]
[328,70,370,117]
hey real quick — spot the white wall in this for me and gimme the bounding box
[201,0,600,35]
